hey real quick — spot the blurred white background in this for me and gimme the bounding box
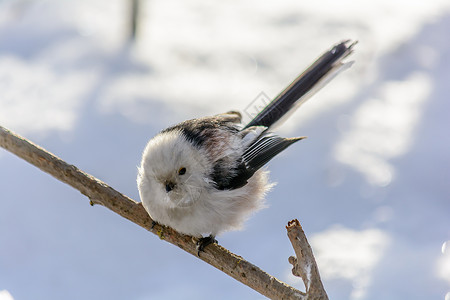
[0,0,449,299]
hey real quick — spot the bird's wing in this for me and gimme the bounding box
[242,131,305,173]
[212,129,304,190]
[213,111,242,124]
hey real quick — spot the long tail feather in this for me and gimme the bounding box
[244,40,356,129]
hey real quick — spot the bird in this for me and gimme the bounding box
[137,40,356,253]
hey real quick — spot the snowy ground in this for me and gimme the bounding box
[1,0,450,299]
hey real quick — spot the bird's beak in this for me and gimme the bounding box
[165,181,175,193]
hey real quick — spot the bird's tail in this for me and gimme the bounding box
[244,40,356,130]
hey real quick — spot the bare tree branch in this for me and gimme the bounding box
[287,219,328,300]
[0,125,307,299]
[129,0,140,40]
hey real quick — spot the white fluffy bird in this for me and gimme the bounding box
[137,40,355,252]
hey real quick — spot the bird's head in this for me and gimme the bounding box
[137,129,211,209]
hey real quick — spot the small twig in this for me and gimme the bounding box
[0,125,305,300]
[287,219,328,300]
[129,0,140,40]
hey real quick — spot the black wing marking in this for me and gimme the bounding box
[244,40,356,129]
[211,159,250,190]
[212,132,305,190]
[161,112,241,148]
[242,133,305,173]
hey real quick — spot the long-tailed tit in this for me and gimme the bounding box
[137,40,356,252]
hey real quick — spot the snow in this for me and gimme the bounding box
[310,226,390,300]
[0,290,14,300]
[0,55,93,135]
[439,241,450,287]
[334,72,432,186]
[1,0,450,299]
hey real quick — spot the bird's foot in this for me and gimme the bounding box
[196,235,217,256]
[150,220,157,230]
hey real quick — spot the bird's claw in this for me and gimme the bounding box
[151,220,157,230]
[196,235,217,256]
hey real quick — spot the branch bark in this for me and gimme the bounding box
[1,126,329,299]
[0,125,306,299]
[287,219,328,300]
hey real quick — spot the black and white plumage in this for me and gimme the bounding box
[137,40,355,243]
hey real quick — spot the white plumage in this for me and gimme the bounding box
[137,41,355,248]
[137,126,272,237]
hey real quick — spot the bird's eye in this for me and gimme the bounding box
[178,167,186,175]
